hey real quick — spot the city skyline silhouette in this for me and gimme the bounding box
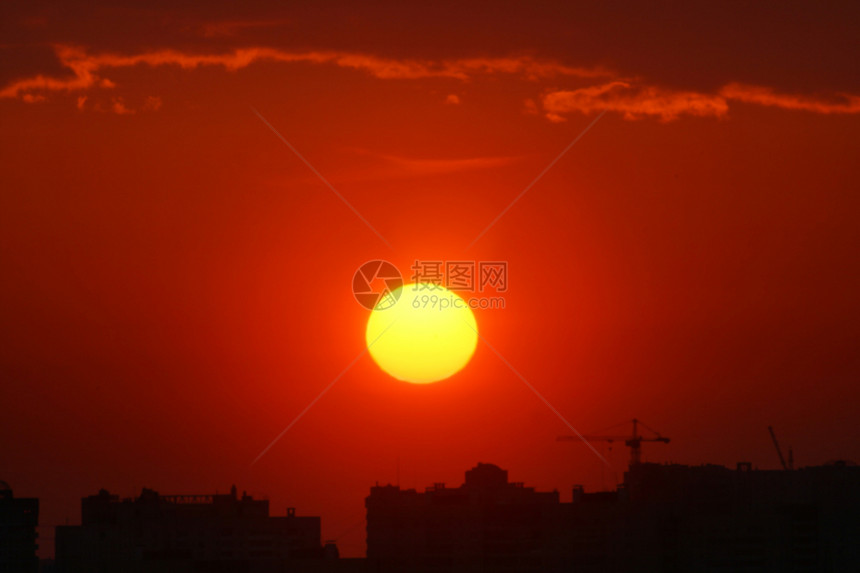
[2,1,859,569]
[5,455,860,571]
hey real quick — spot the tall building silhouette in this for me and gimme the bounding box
[366,463,560,572]
[55,485,333,572]
[0,481,39,573]
[616,461,860,572]
[366,461,860,572]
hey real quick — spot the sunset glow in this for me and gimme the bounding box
[3,2,859,562]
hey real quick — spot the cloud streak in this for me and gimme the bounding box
[542,81,860,122]
[0,44,607,101]
[542,82,728,121]
[719,83,860,115]
[4,45,858,121]
[326,149,524,183]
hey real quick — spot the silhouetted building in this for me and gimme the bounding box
[366,462,860,573]
[613,461,860,572]
[0,481,39,573]
[366,463,560,572]
[55,485,332,572]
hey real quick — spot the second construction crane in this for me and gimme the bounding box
[768,425,794,470]
[558,418,670,469]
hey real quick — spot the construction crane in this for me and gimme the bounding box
[768,425,794,470]
[558,418,670,469]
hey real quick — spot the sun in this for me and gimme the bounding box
[365,283,479,384]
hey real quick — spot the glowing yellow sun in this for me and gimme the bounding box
[365,283,478,384]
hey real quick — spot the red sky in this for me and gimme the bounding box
[2,1,859,558]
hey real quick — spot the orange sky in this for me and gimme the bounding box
[2,1,859,558]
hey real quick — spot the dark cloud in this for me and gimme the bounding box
[2,1,858,94]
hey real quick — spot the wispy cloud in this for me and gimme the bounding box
[21,94,47,104]
[328,149,524,183]
[542,81,860,121]
[110,97,134,115]
[4,44,858,121]
[0,44,608,102]
[72,93,161,115]
[719,83,860,114]
[542,82,728,121]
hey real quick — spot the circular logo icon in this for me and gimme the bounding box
[352,260,403,310]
